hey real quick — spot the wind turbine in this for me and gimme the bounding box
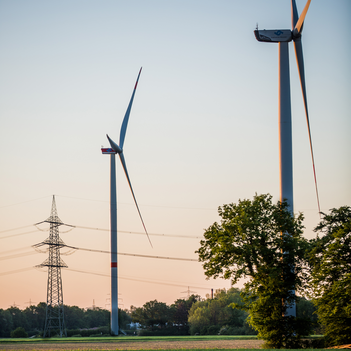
[101,67,152,335]
[254,0,320,317]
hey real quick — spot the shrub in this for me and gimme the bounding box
[10,327,28,338]
[207,325,220,335]
[137,326,189,336]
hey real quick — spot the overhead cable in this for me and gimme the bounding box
[0,267,34,276]
[62,244,198,262]
[0,229,41,240]
[0,225,33,233]
[0,251,38,261]
[66,268,211,290]
[74,225,202,239]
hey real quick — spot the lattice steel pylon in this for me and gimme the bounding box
[35,195,68,337]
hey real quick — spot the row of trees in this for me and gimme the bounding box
[0,303,130,337]
[130,295,198,335]
[129,288,317,337]
[197,194,351,348]
[1,288,318,339]
[187,288,255,335]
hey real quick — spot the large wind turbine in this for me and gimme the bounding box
[101,67,152,335]
[254,0,320,317]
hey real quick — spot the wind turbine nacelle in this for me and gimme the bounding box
[254,30,292,43]
[101,148,117,154]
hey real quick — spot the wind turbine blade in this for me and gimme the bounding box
[291,0,299,30]
[294,39,321,216]
[119,67,142,150]
[294,0,311,34]
[118,152,153,248]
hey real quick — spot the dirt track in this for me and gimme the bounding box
[0,339,264,350]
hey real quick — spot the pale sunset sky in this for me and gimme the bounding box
[0,0,350,310]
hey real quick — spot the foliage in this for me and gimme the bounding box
[171,295,199,326]
[0,302,113,337]
[66,326,109,337]
[7,306,30,332]
[0,309,13,337]
[118,308,132,330]
[308,206,351,346]
[10,327,28,338]
[196,194,312,348]
[296,297,320,334]
[188,288,253,335]
[65,305,111,330]
[22,302,46,332]
[131,300,172,330]
[130,296,199,336]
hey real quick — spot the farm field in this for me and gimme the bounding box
[0,335,264,350]
[0,335,333,351]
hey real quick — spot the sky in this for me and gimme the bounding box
[0,0,350,311]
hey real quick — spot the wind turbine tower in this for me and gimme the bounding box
[254,0,320,317]
[101,68,152,335]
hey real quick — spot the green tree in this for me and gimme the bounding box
[131,300,172,330]
[118,308,132,330]
[84,307,110,329]
[0,309,13,337]
[170,295,199,333]
[64,305,86,329]
[23,303,46,332]
[296,297,319,334]
[196,194,311,348]
[7,306,29,332]
[308,206,351,346]
[188,303,211,334]
[188,288,249,335]
[10,327,28,338]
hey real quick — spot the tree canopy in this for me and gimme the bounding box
[188,288,254,335]
[0,303,115,337]
[131,300,171,329]
[308,206,351,346]
[197,193,311,348]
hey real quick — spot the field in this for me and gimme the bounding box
[0,335,264,350]
[0,335,332,351]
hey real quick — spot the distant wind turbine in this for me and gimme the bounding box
[254,0,320,317]
[101,67,152,335]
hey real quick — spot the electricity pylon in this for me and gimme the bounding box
[34,195,68,337]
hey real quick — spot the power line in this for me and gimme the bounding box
[0,225,203,240]
[0,225,33,233]
[0,224,203,240]
[58,244,198,262]
[1,238,198,262]
[66,268,211,291]
[0,267,34,276]
[0,246,33,255]
[0,251,38,261]
[0,265,217,293]
[74,225,202,239]
[0,196,51,209]
[1,243,198,262]
[0,229,42,240]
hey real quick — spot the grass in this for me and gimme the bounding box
[0,335,258,344]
